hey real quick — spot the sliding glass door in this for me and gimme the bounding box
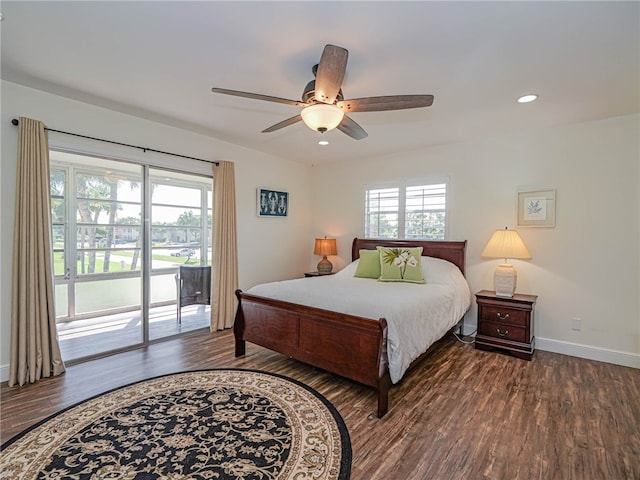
[148,168,212,341]
[50,151,212,362]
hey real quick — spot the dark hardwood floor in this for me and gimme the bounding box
[2,329,639,479]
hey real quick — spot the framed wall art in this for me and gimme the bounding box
[257,188,289,217]
[517,188,556,227]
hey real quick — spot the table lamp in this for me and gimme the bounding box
[314,237,337,275]
[481,227,531,297]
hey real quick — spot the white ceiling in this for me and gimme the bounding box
[1,1,638,165]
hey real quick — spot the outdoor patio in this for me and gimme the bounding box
[57,304,210,361]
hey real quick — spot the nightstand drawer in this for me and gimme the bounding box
[478,319,528,343]
[475,290,537,361]
[479,305,529,327]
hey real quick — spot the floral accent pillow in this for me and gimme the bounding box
[354,249,382,279]
[377,246,425,284]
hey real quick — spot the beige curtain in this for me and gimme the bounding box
[9,117,66,386]
[211,161,238,330]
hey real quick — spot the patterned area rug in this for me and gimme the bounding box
[1,369,351,479]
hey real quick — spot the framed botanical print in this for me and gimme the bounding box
[517,188,556,227]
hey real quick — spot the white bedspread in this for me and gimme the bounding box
[247,256,471,384]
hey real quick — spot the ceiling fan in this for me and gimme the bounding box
[211,44,434,140]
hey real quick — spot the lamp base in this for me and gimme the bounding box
[494,263,517,297]
[317,256,333,275]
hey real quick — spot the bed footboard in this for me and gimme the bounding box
[234,289,391,417]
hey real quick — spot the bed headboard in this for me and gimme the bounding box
[351,237,467,276]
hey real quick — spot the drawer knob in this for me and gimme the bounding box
[496,312,510,321]
[496,328,509,337]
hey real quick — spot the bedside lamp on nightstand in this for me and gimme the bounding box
[481,227,531,298]
[314,237,337,275]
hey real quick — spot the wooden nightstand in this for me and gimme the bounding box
[475,290,537,361]
[304,271,335,277]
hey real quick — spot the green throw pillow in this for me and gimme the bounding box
[354,249,382,279]
[377,246,425,284]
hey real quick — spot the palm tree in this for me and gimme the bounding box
[76,173,111,273]
[102,178,119,272]
[177,210,201,244]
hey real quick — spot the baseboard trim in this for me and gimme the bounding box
[458,323,639,369]
[533,337,639,369]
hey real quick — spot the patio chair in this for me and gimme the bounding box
[175,265,211,325]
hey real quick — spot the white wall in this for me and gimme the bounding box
[0,81,314,380]
[310,114,640,368]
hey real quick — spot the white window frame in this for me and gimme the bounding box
[363,177,449,240]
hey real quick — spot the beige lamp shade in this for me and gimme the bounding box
[481,228,531,298]
[314,237,338,256]
[301,104,344,133]
[314,237,337,274]
[481,228,531,261]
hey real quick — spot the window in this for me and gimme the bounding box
[364,180,447,240]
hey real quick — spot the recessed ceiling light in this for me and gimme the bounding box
[318,140,329,146]
[517,94,538,103]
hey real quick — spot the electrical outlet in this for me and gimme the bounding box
[571,318,582,331]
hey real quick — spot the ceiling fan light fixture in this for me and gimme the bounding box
[212,44,432,140]
[300,104,344,133]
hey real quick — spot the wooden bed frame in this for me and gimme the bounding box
[234,237,467,418]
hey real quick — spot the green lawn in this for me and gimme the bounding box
[53,252,132,274]
[53,251,202,275]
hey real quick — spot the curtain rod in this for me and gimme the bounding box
[10,118,219,166]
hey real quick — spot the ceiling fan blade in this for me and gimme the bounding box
[315,44,348,105]
[337,114,368,140]
[337,95,434,112]
[212,88,306,107]
[261,114,303,133]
